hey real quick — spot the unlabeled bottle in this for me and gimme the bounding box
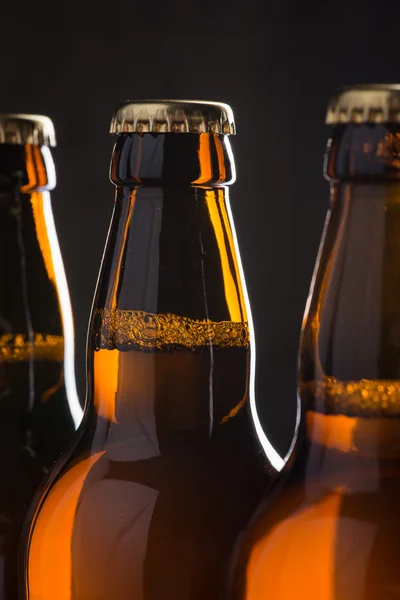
[226,84,400,600]
[0,114,81,599]
[22,100,282,600]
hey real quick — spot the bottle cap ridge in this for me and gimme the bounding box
[326,84,400,124]
[0,114,56,146]
[110,100,236,135]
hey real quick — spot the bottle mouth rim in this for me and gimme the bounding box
[326,85,400,126]
[0,114,56,147]
[110,100,236,135]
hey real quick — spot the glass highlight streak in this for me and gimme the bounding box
[224,188,285,472]
[27,452,105,600]
[42,190,82,428]
[246,491,342,600]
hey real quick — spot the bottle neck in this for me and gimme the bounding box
[325,123,400,181]
[87,184,249,442]
[0,143,55,192]
[93,185,247,323]
[302,180,400,388]
[110,133,235,187]
[299,125,400,472]
[0,144,80,425]
[94,131,244,330]
[0,144,59,338]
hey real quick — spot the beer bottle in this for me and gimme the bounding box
[22,100,281,600]
[0,115,82,598]
[226,84,400,600]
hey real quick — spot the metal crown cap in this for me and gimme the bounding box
[326,84,400,124]
[0,114,56,146]
[110,100,236,135]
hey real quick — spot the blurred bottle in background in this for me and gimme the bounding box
[227,84,400,600]
[0,114,82,599]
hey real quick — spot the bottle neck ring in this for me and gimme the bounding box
[110,133,235,188]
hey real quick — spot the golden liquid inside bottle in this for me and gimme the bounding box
[0,333,64,362]
[233,406,400,600]
[27,310,267,600]
[0,334,68,598]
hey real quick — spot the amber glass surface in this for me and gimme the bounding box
[0,143,80,599]
[225,124,400,600]
[23,133,274,600]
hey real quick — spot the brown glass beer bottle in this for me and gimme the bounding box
[0,114,81,599]
[227,84,400,600]
[22,101,281,600]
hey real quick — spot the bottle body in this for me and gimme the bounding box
[227,122,400,600]
[23,128,275,600]
[0,140,80,599]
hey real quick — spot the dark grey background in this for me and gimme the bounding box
[2,0,400,457]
